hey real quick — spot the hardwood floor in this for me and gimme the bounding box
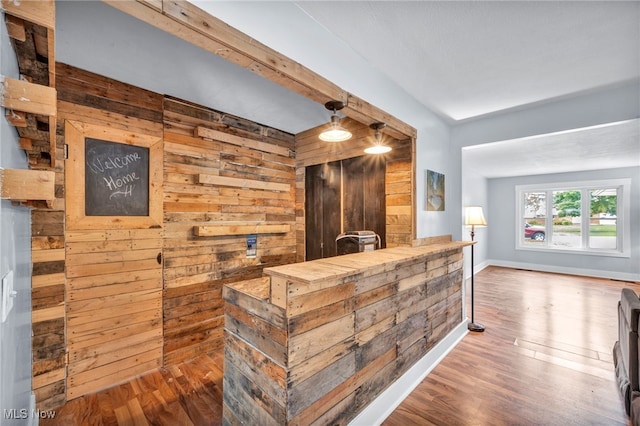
[42,266,636,425]
[41,351,225,426]
[383,266,635,426]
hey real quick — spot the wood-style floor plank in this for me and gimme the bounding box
[42,267,634,425]
[383,266,635,426]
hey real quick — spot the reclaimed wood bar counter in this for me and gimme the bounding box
[222,241,471,425]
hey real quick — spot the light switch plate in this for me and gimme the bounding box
[2,270,15,322]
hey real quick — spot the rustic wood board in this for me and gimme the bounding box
[223,242,467,425]
[0,168,55,201]
[162,96,295,364]
[194,223,290,237]
[264,261,357,285]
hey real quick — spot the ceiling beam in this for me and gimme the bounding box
[102,0,417,140]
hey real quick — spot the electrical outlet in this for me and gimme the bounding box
[2,270,15,322]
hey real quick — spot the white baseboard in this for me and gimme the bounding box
[488,259,640,283]
[465,261,490,281]
[348,320,468,426]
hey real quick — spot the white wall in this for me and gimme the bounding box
[0,13,34,423]
[192,1,456,240]
[488,166,640,281]
[461,168,489,277]
[453,81,640,278]
[453,81,640,147]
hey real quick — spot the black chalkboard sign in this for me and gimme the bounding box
[84,138,150,216]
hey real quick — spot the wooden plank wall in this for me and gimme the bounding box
[3,0,57,169]
[222,247,464,425]
[32,208,66,410]
[57,64,165,400]
[161,97,297,365]
[31,63,298,408]
[4,0,62,410]
[295,122,414,259]
[385,143,413,247]
[31,63,166,409]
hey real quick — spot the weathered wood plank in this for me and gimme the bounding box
[67,307,161,339]
[67,268,161,291]
[287,281,355,318]
[33,368,65,390]
[0,76,56,116]
[197,174,290,192]
[67,352,161,400]
[66,258,161,279]
[288,314,355,367]
[5,14,26,41]
[195,126,290,157]
[68,337,163,376]
[1,0,55,29]
[223,332,287,404]
[32,305,64,323]
[224,313,286,365]
[67,323,162,354]
[223,360,284,426]
[288,352,355,418]
[67,298,161,329]
[194,223,290,237]
[223,283,286,329]
[0,168,55,201]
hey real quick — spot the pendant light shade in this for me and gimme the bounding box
[319,101,352,142]
[364,122,392,154]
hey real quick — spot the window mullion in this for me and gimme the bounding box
[617,186,623,250]
[582,189,589,248]
[546,189,553,245]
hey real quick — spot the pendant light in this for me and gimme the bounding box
[364,122,392,154]
[319,101,352,142]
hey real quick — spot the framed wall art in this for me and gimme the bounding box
[426,169,445,211]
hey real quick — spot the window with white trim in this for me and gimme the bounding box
[516,179,631,257]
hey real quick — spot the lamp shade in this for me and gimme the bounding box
[464,206,487,227]
[319,114,352,142]
[364,122,392,154]
[364,145,392,154]
[319,101,352,142]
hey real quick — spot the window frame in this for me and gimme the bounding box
[515,178,631,258]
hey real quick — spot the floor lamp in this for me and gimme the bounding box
[465,206,487,332]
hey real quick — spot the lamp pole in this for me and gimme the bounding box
[468,224,484,332]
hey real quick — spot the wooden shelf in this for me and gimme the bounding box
[197,174,290,192]
[194,223,291,237]
[0,168,55,203]
[1,0,55,29]
[2,0,57,169]
[1,76,56,117]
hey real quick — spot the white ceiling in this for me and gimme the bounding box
[294,1,640,122]
[55,1,640,178]
[462,119,640,178]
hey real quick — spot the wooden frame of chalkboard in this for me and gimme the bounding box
[65,120,162,230]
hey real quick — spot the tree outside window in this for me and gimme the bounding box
[517,179,628,256]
